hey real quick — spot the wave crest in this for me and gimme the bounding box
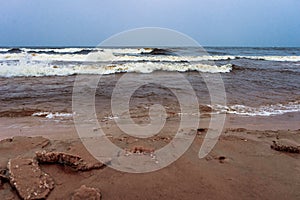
[0,62,232,77]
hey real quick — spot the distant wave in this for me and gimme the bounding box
[0,62,232,77]
[26,49,98,55]
[7,48,23,53]
[1,49,299,62]
[211,101,300,116]
[0,47,153,55]
[141,48,176,55]
[0,48,14,53]
[240,56,300,62]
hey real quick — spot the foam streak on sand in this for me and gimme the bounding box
[211,101,300,116]
[32,112,73,119]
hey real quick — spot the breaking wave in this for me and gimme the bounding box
[0,47,299,77]
[1,48,300,63]
[0,62,232,77]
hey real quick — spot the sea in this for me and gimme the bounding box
[0,47,299,119]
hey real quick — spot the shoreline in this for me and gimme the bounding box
[1,111,300,141]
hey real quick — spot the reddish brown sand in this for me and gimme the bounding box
[0,112,300,199]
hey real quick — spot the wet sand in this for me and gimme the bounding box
[0,111,300,199]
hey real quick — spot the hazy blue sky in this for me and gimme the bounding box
[0,0,299,47]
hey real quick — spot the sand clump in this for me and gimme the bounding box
[7,157,54,200]
[271,140,300,153]
[35,151,104,171]
[72,185,101,200]
[0,136,107,199]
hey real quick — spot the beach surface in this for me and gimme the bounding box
[1,47,300,199]
[0,109,300,199]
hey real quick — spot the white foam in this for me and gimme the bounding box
[0,52,228,62]
[87,50,117,61]
[105,48,153,54]
[0,48,11,52]
[21,47,152,54]
[0,51,117,62]
[32,112,73,119]
[244,55,300,62]
[104,116,119,120]
[211,101,300,116]
[0,52,87,62]
[22,48,87,53]
[118,62,232,73]
[114,55,236,62]
[0,62,232,77]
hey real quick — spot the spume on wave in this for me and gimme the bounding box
[23,48,87,53]
[113,55,236,62]
[112,62,232,73]
[23,48,152,54]
[104,48,153,54]
[0,61,232,77]
[0,52,90,62]
[211,101,300,116]
[0,48,11,53]
[244,55,300,62]
[0,51,113,62]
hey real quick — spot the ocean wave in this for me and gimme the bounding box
[211,101,300,116]
[1,48,300,62]
[231,64,300,74]
[7,48,23,53]
[242,56,300,62]
[0,51,117,62]
[0,47,153,55]
[0,48,12,53]
[25,48,87,53]
[0,52,235,62]
[141,48,176,55]
[0,62,232,77]
[26,49,98,55]
[22,47,153,55]
[106,48,153,54]
[0,52,88,62]
[103,63,232,74]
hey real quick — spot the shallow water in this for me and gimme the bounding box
[0,47,299,117]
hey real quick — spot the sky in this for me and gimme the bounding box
[0,0,300,47]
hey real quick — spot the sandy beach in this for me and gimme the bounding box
[0,106,300,199]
